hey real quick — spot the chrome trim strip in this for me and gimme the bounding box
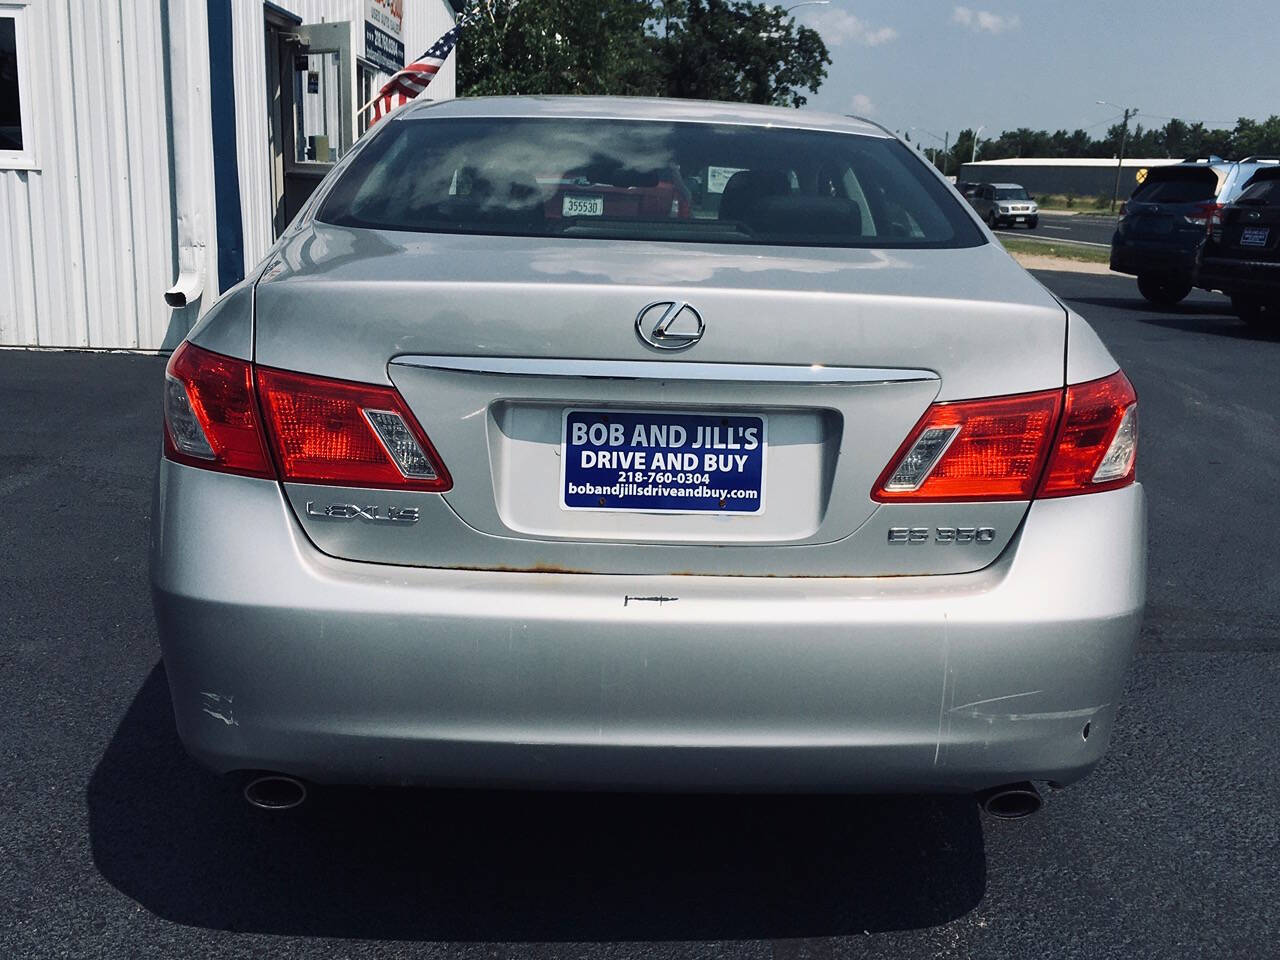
[390,355,939,385]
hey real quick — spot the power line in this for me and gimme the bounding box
[1135,112,1239,127]
[1080,113,1126,133]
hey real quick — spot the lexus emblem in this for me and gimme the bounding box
[635,300,705,350]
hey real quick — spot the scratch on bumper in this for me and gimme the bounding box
[200,691,238,727]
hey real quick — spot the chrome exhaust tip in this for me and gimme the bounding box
[977,781,1043,820]
[243,774,308,811]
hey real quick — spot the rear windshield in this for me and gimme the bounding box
[317,117,986,249]
[995,187,1029,200]
[1131,169,1219,204]
[1237,169,1280,206]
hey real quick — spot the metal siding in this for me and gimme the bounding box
[231,0,273,273]
[0,172,38,345]
[403,0,456,98]
[959,159,1185,198]
[0,0,176,348]
[208,0,247,292]
[0,0,455,347]
[121,0,178,348]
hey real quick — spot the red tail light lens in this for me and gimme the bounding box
[163,341,451,491]
[1038,371,1137,497]
[873,371,1138,502]
[1184,201,1222,227]
[163,342,274,478]
[256,367,451,491]
[872,390,1062,502]
[1208,205,1227,242]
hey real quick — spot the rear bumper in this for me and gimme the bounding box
[150,460,1146,793]
[1110,237,1198,276]
[1196,256,1280,299]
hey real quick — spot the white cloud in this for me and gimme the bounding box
[850,93,876,116]
[804,8,899,47]
[952,6,1021,34]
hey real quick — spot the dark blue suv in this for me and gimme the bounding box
[1111,156,1280,305]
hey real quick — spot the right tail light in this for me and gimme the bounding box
[1184,201,1223,229]
[873,371,1137,502]
[1037,371,1138,497]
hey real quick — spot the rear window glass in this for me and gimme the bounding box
[317,117,985,249]
[1237,170,1280,206]
[1131,170,1219,204]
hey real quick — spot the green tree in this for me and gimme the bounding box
[653,0,831,108]
[456,0,831,108]
[457,0,659,96]
[949,128,977,169]
[1156,118,1190,158]
[1231,116,1280,157]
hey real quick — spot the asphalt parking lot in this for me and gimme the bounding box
[2,270,1278,959]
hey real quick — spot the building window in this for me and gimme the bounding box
[358,63,378,137]
[0,2,34,169]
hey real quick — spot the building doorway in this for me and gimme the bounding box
[265,13,354,237]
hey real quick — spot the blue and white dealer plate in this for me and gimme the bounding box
[561,409,767,514]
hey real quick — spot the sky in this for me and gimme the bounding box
[792,0,1280,143]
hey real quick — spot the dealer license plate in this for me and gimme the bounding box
[1240,226,1270,247]
[561,409,766,514]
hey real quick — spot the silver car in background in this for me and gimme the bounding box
[151,97,1145,814]
[969,182,1040,229]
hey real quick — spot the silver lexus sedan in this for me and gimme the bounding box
[151,97,1145,814]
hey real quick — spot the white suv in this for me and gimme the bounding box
[971,183,1039,229]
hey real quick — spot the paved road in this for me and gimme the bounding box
[997,211,1117,246]
[2,273,1278,958]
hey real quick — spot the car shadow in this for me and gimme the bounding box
[1066,295,1233,317]
[1066,296,1279,340]
[88,665,987,942]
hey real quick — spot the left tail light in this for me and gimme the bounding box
[163,341,451,491]
[163,342,274,477]
[1184,201,1222,228]
[256,367,451,491]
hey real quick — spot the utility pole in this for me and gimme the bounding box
[942,131,950,175]
[1098,101,1139,212]
[909,127,947,174]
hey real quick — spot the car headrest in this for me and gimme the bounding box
[719,169,792,221]
[741,195,863,238]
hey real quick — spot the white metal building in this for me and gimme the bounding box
[957,157,1186,199]
[0,0,458,350]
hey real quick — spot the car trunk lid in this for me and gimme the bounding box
[255,224,1066,577]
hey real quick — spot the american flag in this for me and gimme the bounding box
[365,23,463,125]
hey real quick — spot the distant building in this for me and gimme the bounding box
[958,157,1185,198]
[0,0,458,350]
